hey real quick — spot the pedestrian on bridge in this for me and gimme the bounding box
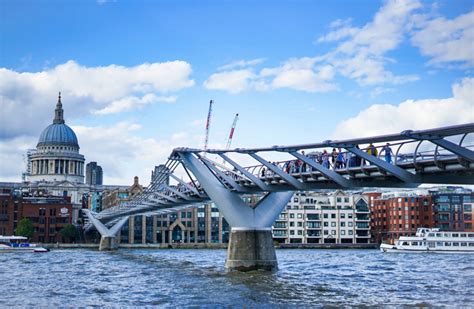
[382,143,393,163]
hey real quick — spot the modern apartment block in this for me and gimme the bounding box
[272,190,371,244]
[370,191,433,244]
[430,187,473,231]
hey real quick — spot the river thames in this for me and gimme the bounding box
[0,249,472,307]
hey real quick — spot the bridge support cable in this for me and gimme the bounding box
[162,184,194,201]
[219,153,271,191]
[428,139,474,163]
[248,153,305,190]
[199,155,246,192]
[345,146,418,183]
[289,151,351,188]
[169,173,205,197]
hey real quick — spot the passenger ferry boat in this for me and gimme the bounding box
[0,236,49,253]
[380,228,474,253]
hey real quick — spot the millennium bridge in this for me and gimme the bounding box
[84,123,474,271]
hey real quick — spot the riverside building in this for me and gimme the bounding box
[272,190,371,244]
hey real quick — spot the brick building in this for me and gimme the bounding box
[0,188,73,243]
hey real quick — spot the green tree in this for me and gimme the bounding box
[60,224,77,243]
[15,218,34,239]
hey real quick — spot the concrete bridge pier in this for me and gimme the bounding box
[83,209,129,251]
[226,228,277,271]
[179,152,294,271]
[99,235,119,251]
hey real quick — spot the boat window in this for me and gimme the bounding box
[460,234,467,237]
[437,242,444,246]
[444,233,450,237]
[402,241,409,246]
[452,233,459,237]
[412,242,418,246]
[444,242,451,246]
[468,234,474,238]
[436,233,442,237]
[461,242,467,246]
[428,242,435,248]
[452,242,460,246]
[469,243,474,247]
[428,233,434,237]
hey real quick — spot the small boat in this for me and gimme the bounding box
[0,236,49,253]
[380,228,474,253]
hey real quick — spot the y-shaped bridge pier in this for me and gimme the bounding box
[85,123,474,271]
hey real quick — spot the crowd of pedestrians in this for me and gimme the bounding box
[258,143,395,177]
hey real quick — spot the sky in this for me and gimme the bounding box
[0,0,473,185]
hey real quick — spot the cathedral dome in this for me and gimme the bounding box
[36,92,79,148]
[38,123,79,147]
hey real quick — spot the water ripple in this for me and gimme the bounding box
[0,249,473,307]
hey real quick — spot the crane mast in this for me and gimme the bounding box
[225,113,239,150]
[203,100,213,153]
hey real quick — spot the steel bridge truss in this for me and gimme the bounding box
[91,123,474,226]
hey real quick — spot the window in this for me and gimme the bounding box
[348,214,353,219]
[297,230,303,235]
[290,230,295,235]
[290,222,294,227]
[464,204,472,212]
[341,222,345,227]
[323,214,328,219]
[344,198,349,203]
[348,230,353,235]
[452,242,460,246]
[341,230,345,235]
[297,222,302,227]
[290,214,295,219]
[331,214,336,219]
[331,230,336,235]
[297,214,303,219]
[348,222,353,227]
[324,230,328,235]
[331,222,336,227]
[324,222,328,227]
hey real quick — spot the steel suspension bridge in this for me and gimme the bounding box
[84,123,474,271]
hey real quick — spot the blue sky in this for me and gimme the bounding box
[1,0,473,184]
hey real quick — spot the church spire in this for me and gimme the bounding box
[53,91,65,124]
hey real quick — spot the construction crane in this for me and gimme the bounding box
[203,100,214,153]
[225,113,239,150]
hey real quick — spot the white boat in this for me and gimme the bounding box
[0,236,49,253]
[380,228,474,253]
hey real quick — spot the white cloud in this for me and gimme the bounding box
[204,57,337,93]
[332,77,474,139]
[0,136,37,182]
[320,0,422,85]
[218,58,266,71]
[203,69,256,93]
[93,94,177,115]
[411,11,474,67]
[0,60,194,138]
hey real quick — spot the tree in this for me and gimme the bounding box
[60,224,77,243]
[15,218,34,239]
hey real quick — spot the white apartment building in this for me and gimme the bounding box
[272,190,371,244]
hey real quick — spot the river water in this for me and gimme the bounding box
[0,249,472,307]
